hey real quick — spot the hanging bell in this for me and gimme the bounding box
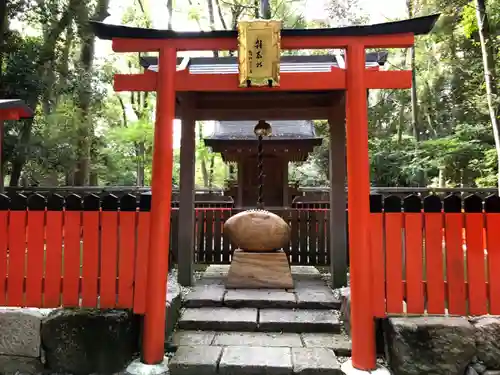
[253,120,272,137]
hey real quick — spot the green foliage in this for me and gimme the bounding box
[1,0,499,190]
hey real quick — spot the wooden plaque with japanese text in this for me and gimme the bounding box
[237,19,282,87]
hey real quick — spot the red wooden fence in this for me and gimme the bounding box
[0,193,152,312]
[369,193,500,317]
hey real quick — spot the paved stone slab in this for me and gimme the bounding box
[178,307,258,331]
[301,333,352,356]
[213,332,303,347]
[169,345,222,375]
[172,330,216,346]
[0,355,44,375]
[291,266,321,280]
[291,348,342,374]
[224,289,296,308]
[219,346,292,375]
[184,284,226,307]
[203,265,230,278]
[294,285,341,309]
[259,309,341,333]
[0,308,47,357]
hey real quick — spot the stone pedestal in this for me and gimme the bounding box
[226,249,294,289]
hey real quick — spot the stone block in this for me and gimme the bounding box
[213,332,303,347]
[301,333,352,356]
[169,345,222,375]
[291,348,342,374]
[172,330,216,346]
[0,307,47,357]
[184,284,226,307]
[0,355,44,375]
[259,309,341,333]
[385,316,476,375]
[224,289,296,308]
[340,287,385,354]
[226,250,294,289]
[219,346,292,375]
[178,307,258,331]
[294,284,341,309]
[41,309,140,375]
[472,316,500,369]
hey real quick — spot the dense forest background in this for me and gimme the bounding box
[0,0,499,189]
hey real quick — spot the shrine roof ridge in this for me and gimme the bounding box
[205,120,321,141]
[0,99,34,118]
[90,14,439,41]
[139,53,388,72]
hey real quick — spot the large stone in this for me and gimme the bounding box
[473,316,500,369]
[224,289,296,308]
[226,250,294,289]
[213,332,303,347]
[259,309,341,333]
[385,316,476,375]
[41,309,140,375]
[169,345,222,375]
[178,307,258,331]
[224,210,290,251]
[219,346,292,375]
[291,348,342,374]
[0,308,48,358]
[0,355,44,375]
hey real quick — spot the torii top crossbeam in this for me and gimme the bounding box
[91,14,439,371]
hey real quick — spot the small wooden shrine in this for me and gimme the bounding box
[0,99,34,192]
[205,120,321,207]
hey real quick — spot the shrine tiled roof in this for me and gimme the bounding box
[205,120,320,141]
[0,99,33,118]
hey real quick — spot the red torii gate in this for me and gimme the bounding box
[0,99,34,192]
[92,15,439,372]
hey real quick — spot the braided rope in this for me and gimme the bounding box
[257,134,264,209]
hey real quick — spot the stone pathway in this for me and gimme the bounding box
[168,265,350,375]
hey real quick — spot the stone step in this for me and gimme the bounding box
[183,282,341,310]
[172,330,352,357]
[168,344,344,375]
[177,307,342,333]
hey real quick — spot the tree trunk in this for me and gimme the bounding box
[476,0,500,191]
[206,0,218,57]
[166,0,173,29]
[73,0,109,186]
[261,0,271,19]
[9,0,77,186]
[407,0,420,141]
[198,122,209,187]
[0,0,8,86]
[214,0,228,29]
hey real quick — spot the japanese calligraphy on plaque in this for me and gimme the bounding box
[237,19,281,87]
